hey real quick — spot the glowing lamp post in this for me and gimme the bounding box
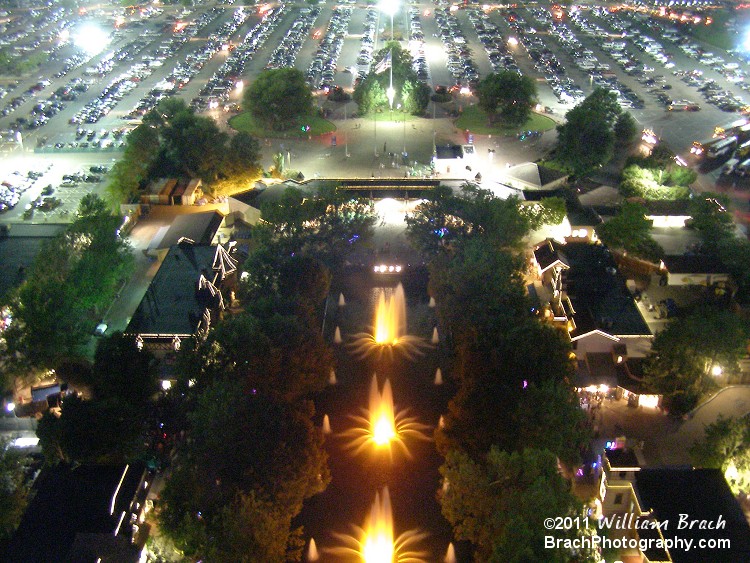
[386,86,395,110]
[379,0,399,42]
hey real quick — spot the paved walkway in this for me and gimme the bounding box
[597,386,750,467]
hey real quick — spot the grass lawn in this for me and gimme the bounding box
[455,105,556,136]
[689,11,737,52]
[229,111,336,138]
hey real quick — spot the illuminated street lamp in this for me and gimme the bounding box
[386,86,395,110]
[379,0,399,42]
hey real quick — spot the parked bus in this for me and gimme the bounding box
[706,136,738,159]
[691,136,737,159]
[714,117,749,138]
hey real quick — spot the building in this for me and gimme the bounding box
[501,162,569,191]
[596,449,750,563]
[145,209,226,259]
[658,254,730,288]
[432,144,465,176]
[7,462,152,562]
[531,239,652,360]
[125,240,238,355]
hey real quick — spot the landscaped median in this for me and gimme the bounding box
[454,105,557,136]
[229,111,336,139]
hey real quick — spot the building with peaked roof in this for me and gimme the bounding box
[6,462,151,562]
[502,162,569,191]
[530,239,652,360]
[125,241,238,354]
[145,209,225,258]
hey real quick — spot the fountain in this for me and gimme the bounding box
[330,487,427,562]
[350,283,428,361]
[431,327,439,344]
[307,537,319,561]
[438,415,445,428]
[344,374,430,459]
[428,296,436,308]
[445,542,456,563]
[322,414,331,434]
[334,326,342,344]
[328,368,337,385]
[434,368,443,385]
[339,292,346,306]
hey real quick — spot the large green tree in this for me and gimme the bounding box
[440,447,598,563]
[353,43,429,116]
[477,71,537,127]
[596,201,664,262]
[158,379,329,561]
[244,68,313,130]
[644,306,750,416]
[2,196,133,373]
[0,441,30,543]
[690,415,750,494]
[554,88,621,177]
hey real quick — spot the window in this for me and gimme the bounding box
[614,493,623,505]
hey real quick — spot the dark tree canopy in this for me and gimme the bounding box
[440,447,598,563]
[596,201,664,262]
[477,71,537,127]
[244,68,313,130]
[353,43,429,116]
[2,196,133,375]
[554,88,622,177]
[159,379,329,561]
[645,306,750,416]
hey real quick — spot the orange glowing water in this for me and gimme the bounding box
[373,284,407,345]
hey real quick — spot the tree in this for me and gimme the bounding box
[158,379,329,560]
[596,201,664,262]
[440,447,598,563]
[36,395,146,464]
[690,416,750,494]
[106,123,160,203]
[477,71,537,127]
[614,111,639,145]
[401,78,430,115]
[222,131,262,178]
[554,88,621,177]
[160,112,228,182]
[688,193,735,253]
[352,74,387,115]
[2,196,133,372]
[353,43,423,116]
[244,68,313,131]
[644,307,750,416]
[521,197,567,230]
[0,440,30,543]
[92,332,158,410]
[181,310,333,402]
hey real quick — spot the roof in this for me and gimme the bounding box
[604,447,641,470]
[574,352,620,388]
[126,242,222,336]
[616,358,651,394]
[505,162,568,190]
[635,468,750,563]
[152,210,224,250]
[7,462,146,562]
[662,254,728,275]
[533,238,570,273]
[562,242,651,338]
[435,144,464,160]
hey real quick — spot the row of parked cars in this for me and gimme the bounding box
[466,8,519,77]
[194,5,287,112]
[307,6,352,91]
[267,6,321,70]
[434,7,479,88]
[408,7,429,83]
[354,8,378,79]
[0,167,50,213]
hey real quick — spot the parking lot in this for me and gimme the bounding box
[1,2,750,229]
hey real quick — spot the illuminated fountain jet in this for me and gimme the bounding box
[330,487,427,563]
[350,283,428,361]
[343,374,430,459]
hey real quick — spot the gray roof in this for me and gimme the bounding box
[562,242,651,338]
[127,243,221,336]
[505,162,567,190]
[635,468,750,563]
[153,210,224,250]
